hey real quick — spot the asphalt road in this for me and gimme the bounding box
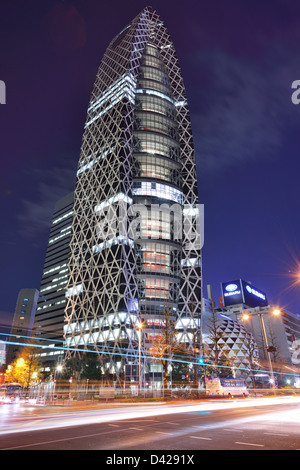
[1,397,300,451]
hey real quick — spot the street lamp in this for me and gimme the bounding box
[136,322,143,394]
[242,308,281,389]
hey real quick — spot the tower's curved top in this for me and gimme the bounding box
[84,6,198,205]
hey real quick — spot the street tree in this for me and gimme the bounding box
[150,308,183,389]
[5,343,41,389]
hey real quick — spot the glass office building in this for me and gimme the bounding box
[65,7,202,376]
[34,192,74,369]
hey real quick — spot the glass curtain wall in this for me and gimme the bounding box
[132,42,182,351]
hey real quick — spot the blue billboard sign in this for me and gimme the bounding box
[221,280,268,308]
[241,280,268,307]
[221,280,243,306]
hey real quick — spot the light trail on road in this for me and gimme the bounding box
[1,396,300,436]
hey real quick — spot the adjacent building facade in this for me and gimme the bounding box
[225,305,300,365]
[33,192,74,370]
[201,290,259,380]
[6,288,39,365]
[64,7,202,376]
[209,280,300,386]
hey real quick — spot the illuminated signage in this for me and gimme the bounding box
[224,289,241,297]
[245,284,266,301]
[221,280,243,306]
[221,279,268,308]
[242,280,268,307]
[225,283,238,292]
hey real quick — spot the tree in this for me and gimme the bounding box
[5,360,25,385]
[5,343,41,389]
[61,352,101,381]
[150,308,183,389]
[243,333,259,389]
[171,344,192,385]
[188,305,202,389]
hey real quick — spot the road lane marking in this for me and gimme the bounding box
[223,428,243,432]
[263,432,289,437]
[1,428,122,450]
[156,431,174,436]
[189,436,212,441]
[108,424,119,427]
[129,427,143,431]
[127,419,157,423]
[235,442,264,447]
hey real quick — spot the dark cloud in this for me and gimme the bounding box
[190,45,299,176]
[17,167,75,242]
[0,310,14,335]
[43,4,87,52]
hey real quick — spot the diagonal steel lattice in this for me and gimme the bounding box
[64,6,202,375]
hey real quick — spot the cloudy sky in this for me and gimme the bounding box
[1,0,300,331]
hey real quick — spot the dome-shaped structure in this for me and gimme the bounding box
[202,312,259,377]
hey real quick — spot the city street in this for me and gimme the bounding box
[2,2,300,459]
[0,396,300,450]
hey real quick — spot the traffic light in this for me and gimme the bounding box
[198,358,207,365]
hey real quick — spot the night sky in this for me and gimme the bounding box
[1,0,300,332]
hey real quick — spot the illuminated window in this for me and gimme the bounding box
[145,279,170,299]
[136,88,174,104]
[132,181,183,204]
[94,192,133,213]
[65,284,83,298]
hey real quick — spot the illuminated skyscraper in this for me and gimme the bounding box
[34,192,74,368]
[64,7,202,377]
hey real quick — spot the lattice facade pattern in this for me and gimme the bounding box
[203,314,259,376]
[64,7,201,374]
